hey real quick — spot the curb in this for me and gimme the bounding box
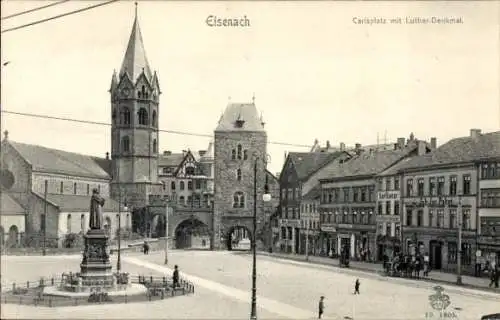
[250,252,499,294]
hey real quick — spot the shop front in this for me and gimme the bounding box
[319,225,337,257]
[336,224,375,261]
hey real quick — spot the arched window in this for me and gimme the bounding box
[243,150,248,160]
[188,181,193,190]
[112,108,117,124]
[232,191,245,208]
[73,182,77,195]
[186,167,195,175]
[237,169,242,181]
[126,214,130,230]
[153,139,157,153]
[87,184,90,195]
[237,144,242,160]
[231,149,236,160]
[120,106,131,125]
[67,214,72,233]
[138,108,148,125]
[180,181,185,190]
[60,181,64,194]
[179,196,185,204]
[171,181,176,190]
[121,136,130,152]
[80,214,85,232]
[152,110,157,127]
[162,181,166,190]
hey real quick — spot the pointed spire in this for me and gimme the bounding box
[252,92,255,104]
[120,3,152,83]
[109,69,118,92]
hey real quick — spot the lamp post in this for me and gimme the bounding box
[250,153,271,320]
[457,195,463,285]
[164,202,170,265]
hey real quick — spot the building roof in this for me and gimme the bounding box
[319,147,415,181]
[303,184,321,200]
[289,152,344,181]
[397,131,500,172]
[42,194,120,213]
[0,192,25,215]
[158,153,184,167]
[378,157,415,176]
[8,141,110,179]
[215,103,265,132]
[119,12,153,82]
[91,157,112,176]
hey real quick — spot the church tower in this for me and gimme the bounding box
[109,4,161,208]
[213,98,268,249]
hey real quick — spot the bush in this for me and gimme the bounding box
[63,233,83,248]
[23,232,59,248]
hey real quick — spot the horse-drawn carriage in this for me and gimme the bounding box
[384,254,426,278]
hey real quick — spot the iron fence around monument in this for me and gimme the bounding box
[1,275,195,307]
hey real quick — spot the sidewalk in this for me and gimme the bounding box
[256,251,499,293]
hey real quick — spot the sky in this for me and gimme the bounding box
[1,1,499,174]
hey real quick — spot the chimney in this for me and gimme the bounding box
[417,140,427,156]
[397,137,405,149]
[163,150,172,156]
[3,130,8,141]
[199,150,207,157]
[430,137,437,149]
[326,140,331,149]
[470,128,482,139]
[340,142,345,151]
[105,152,109,160]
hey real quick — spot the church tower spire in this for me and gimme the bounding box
[110,3,162,208]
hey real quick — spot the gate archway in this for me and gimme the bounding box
[226,226,252,251]
[174,218,210,249]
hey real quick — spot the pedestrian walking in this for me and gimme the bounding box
[173,265,180,288]
[318,296,325,319]
[143,241,150,255]
[354,278,360,295]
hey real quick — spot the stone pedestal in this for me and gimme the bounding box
[80,229,114,289]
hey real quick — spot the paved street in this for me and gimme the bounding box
[1,251,499,319]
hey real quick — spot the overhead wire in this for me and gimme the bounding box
[1,110,312,148]
[1,0,120,34]
[1,0,70,21]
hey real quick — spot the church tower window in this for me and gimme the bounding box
[243,150,248,160]
[60,181,64,194]
[152,110,157,127]
[237,169,242,181]
[153,139,157,153]
[138,108,148,125]
[120,107,131,125]
[121,136,130,152]
[237,144,242,160]
[231,149,236,160]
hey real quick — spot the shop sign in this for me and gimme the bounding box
[321,226,337,233]
[376,215,401,223]
[338,224,353,229]
[377,191,400,201]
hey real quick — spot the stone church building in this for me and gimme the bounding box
[0,7,278,249]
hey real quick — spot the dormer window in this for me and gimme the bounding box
[235,113,245,128]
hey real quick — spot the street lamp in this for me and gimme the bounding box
[457,195,463,285]
[250,153,271,320]
[117,200,127,272]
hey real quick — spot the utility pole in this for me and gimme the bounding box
[250,157,258,320]
[305,217,310,261]
[43,180,47,256]
[164,202,169,265]
[457,196,463,285]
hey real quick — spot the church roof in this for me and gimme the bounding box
[119,11,152,82]
[0,192,25,216]
[38,194,120,213]
[7,141,110,179]
[215,103,265,132]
